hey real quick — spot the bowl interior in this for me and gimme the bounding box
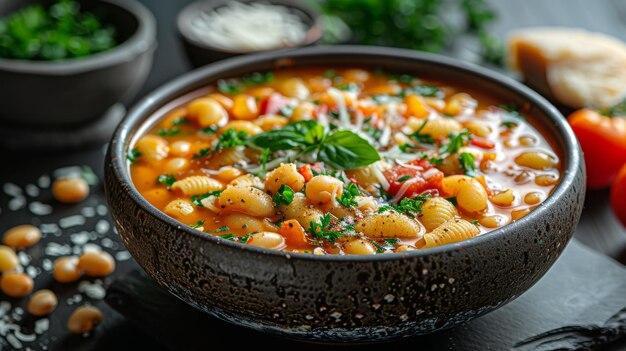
[177,0,322,54]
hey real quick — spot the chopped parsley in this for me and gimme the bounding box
[213,226,230,233]
[408,120,435,144]
[307,214,343,243]
[400,85,443,98]
[192,147,211,159]
[190,190,222,207]
[445,197,458,206]
[336,182,360,208]
[338,83,359,92]
[199,126,219,135]
[440,130,472,156]
[217,72,274,95]
[172,117,189,126]
[389,73,415,84]
[215,129,249,151]
[127,148,142,163]
[190,220,205,229]
[458,152,477,176]
[378,194,431,218]
[260,148,270,174]
[472,220,480,226]
[371,238,400,253]
[397,175,412,183]
[272,184,295,207]
[240,233,252,244]
[324,69,337,78]
[501,121,518,129]
[156,128,181,137]
[499,103,524,118]
[219,233,236,240]
[157,174,176,189]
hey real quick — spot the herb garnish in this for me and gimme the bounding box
[378,194,431,218]
[217,72,274,94]
[458,152,476,176]
[307,214,344,243]
[250,121,380,170]
[127,148,142,163]
[156,128,181,137]
[397,175,412,183]
[157,174,176,189]
[190,190,222,207]
[440,130,472,157]
[336,182,360,208]
[172,117,189,126]
[272,185,295,207]
[501,121,518,129]
[214,129,249,151]
[191,220,205,229]
[408,120,435,144]
[199,126,219,135]
[445,197,458,206]
[400,85,443,98]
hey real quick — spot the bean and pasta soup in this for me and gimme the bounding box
[129,68,561,255]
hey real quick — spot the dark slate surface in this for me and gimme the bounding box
[1,0,626,350]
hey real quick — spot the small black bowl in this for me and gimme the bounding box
[105,46,585,343]
[0,0,156,128]
[177,0,323,68]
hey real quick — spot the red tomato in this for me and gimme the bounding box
[568,109,626,189]
[470,139,495,149]
[259,93,290,115]
[297,165,314,182]
[383,159,443,199]
[610,163,626,228]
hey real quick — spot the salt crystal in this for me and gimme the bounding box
[29,202,53,216]
[96,205,108,216]
[78,281,106,300]
[34,319,49,334]
[25,184,40,197]
[26,266,38,278]
[6,333,22,349]
[100,238,114,248]
[81,207,96,218]
[70,232,90,245]
[40,223,60,235]
[18,252,30,266]
[14,329,36,342]
[44,242,72,256]
[82,244,101,253]
[37,175,50,188]
[8,197,26,211]
[53,166,82,180]
[59,215,85,228]
[95,220,110,234]
[42,259,53,272]
[3,183,22,197]
[115,251,131,261]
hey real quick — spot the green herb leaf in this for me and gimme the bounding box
[445,197,458,206]
[217,80,243,94]
[397,175,412,183]
[127,148,142,163]
[157,174,176,189]
[323,69,336,78]
[336,182,360,208]
[408,120,435,144]
[172,117,189,126]
[156,128,181,137]
[440,130,472,156]
[250,121,323,151]
[215,129,249,151]
[199,126,219,135]
[272,184,295,207]
[501,121,518,129]
[319,130,381,170]
[240,233,252,244]
[191,220,205,229]
[378,194,431,218]
[190,190,222,207]
[400,85,443,98]
[192,147,212,159]
[219,233,237,240]
[213,226,230,233]
[458,152,476,176]
[472,220,480,226]
[307,214,343,243]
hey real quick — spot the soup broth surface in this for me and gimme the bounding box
[129,67,561,255]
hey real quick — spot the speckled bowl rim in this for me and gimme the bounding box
[0,0,156,74]
[108,45,582,263]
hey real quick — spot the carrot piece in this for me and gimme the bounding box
[279,219,308,247]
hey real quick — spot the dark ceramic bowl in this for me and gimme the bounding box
[177,0,323,68]
[105,46,585,343]
[0,0,156,127]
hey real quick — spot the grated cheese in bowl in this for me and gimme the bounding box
[189,1,309,52]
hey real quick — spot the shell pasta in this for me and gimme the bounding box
[129,67,561,254]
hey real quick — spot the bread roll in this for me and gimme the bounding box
[508,27,626,108]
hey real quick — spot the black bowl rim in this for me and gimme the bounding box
[108,45,582,263]
[176,0,323,55]
[0,0,156,74]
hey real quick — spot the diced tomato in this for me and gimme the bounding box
[383,160,443,199]
[470,139,495,149]
[298,165,314,182]
[259,93,290,115]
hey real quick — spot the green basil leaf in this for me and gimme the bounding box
[318,130,380,170]
[250,121,321,151]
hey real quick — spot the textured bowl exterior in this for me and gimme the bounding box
[0,0,156,127]
[105,46,585,342]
